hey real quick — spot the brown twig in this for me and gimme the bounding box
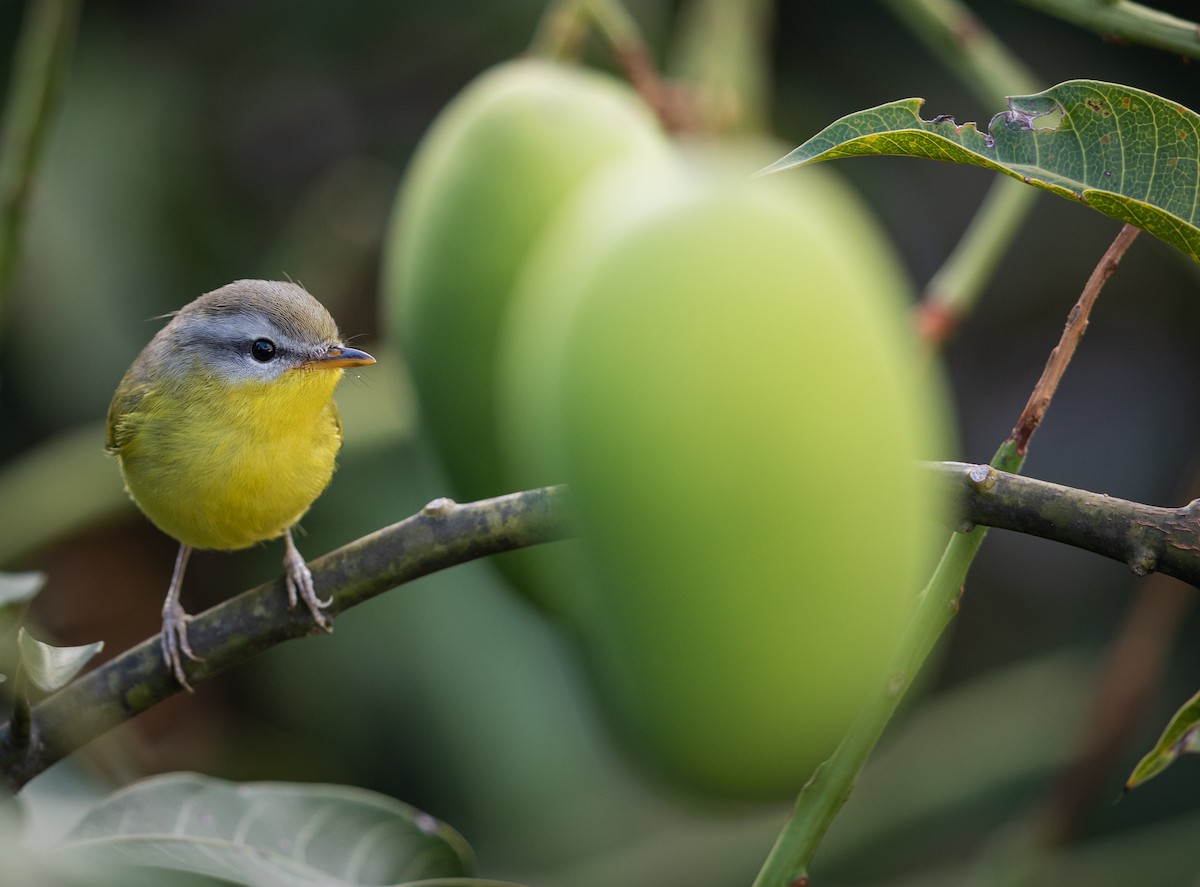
[528,0,696,132]
[1010,223,1140,454]
[527,0,589,61]
[586,0,702,132]
[1037,573,1192,845]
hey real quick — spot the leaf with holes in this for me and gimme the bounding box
[1126,687,1200,790]
[761,80,1200,263]
[59,773,474,886]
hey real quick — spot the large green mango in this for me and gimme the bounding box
[498,149,953,797]
[381,58,667,500]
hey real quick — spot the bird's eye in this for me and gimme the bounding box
[250,338,277,362]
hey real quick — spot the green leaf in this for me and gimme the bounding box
[1126,687,1200,790]
[0,570,44,607]
[60,773,474,887]
[0,570,44,637]
[17,627,103,692]
[762,80,1200,263]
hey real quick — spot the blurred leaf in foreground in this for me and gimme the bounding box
[1126,687,1200,791]
[762,80,1200,263]
[59,772,474,886]
[16,627,102,692]
[0,571,44,639]
[0,571,45,608]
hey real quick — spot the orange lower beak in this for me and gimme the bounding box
[301,345,376,370]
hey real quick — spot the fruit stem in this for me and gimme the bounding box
[882,0,1042,346]
[750,447,1012,885]
[528,0,590,61]
[667,0,774,134]
[754,220,1138,883]
[528,0,646,62]
[914,178,1034,348]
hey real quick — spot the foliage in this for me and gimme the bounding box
[2,1,1200,887]
[762,80,1200,262]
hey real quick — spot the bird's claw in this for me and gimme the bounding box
[283,542,333,633]
[161,600,202,692]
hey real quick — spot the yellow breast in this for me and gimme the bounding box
[112,368,345,551]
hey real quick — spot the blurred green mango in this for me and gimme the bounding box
[381,57,667,502]
[498,146,953,797]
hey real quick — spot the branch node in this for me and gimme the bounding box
[1128,546,1156,577]
[421,497,457,516]
[966,463,997,491]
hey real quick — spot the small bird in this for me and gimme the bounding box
[106,280,375,690]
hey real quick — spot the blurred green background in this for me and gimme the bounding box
[4,1,1200,885]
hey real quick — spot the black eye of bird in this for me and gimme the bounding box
[250,338,277,362]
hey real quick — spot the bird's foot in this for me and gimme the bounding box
[161,600,202,692]
[283,537,332,633]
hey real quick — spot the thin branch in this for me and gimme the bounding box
[1010,223,1139,453]
[1016,0,1200,60]
[1035,572,1192,845]
[0,486,570,791]
[0,0,80,327]
[9,660,30,750]
[751,514,991,887]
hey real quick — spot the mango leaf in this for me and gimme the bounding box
[761,80,1200,263]
[0,570,44,607]
[59,773,473,886]
[1126,687,1200,790]
[17,627,103,692]
[0,570,44,636]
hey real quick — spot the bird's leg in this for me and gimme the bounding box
[283,527,333,632]
[162,543,201,692]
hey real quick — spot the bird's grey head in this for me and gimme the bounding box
[155,280,344,384]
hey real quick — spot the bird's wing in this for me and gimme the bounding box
[105,372,150,454]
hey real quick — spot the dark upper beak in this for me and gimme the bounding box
[301,344,376,370]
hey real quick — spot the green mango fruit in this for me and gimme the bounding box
[498,149,952,797]
[381,57,667,501]
[496,152,691,627]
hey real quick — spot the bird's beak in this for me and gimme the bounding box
[301,345,376,370]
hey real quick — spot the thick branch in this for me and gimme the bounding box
[0,486,570,791]
[932,461,1200,585]
[6,462,1200,792]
